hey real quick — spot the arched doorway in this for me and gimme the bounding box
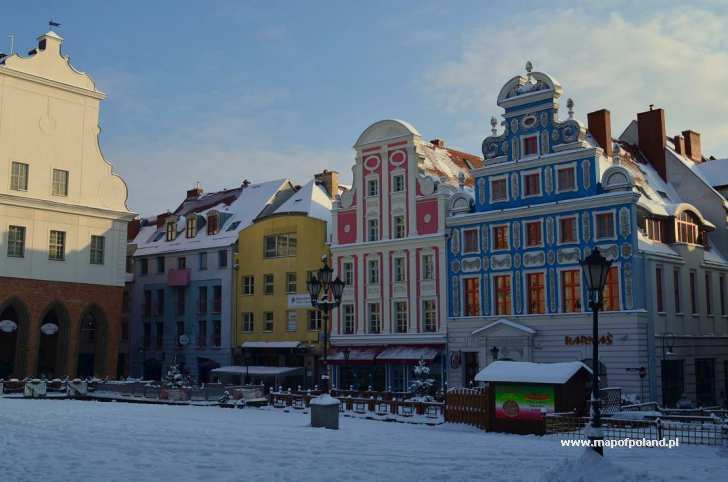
[0,305,20,378]
[77,305,108,378]
[37,303,69,379]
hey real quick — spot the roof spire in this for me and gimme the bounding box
[490,116,498,136]
[567,98,575,119]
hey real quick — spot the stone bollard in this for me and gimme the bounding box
[310,394,341,430]
[24,379,47,398]
[67,379,88,398]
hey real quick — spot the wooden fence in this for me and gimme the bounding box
[444,388,489,430]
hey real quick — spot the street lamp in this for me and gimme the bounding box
[580,247,612,456]
[307,256,345,393]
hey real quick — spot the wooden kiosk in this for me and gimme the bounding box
[475,361,592,435]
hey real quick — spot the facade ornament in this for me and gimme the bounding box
[458,172,465,190]
[490,116,498,136]
[567,98,575,119]
[613,143,621,165]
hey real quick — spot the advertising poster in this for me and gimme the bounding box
[495,384,555,421]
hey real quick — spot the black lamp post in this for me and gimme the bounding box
[307,256,345,393]
[490,346,499,361]
[581,247,612,456]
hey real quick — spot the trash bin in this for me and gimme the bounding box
[310,394,340,430]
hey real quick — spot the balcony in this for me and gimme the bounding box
[168,268,190,287]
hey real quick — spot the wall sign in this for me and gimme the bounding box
[495,384,555,421]
[564,334,613,346]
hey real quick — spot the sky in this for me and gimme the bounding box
[3,1,728,214]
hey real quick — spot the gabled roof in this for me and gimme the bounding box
[690,158,728,189]
[420,141,483,188]
[271,179,332,222]
[475,361,591,384]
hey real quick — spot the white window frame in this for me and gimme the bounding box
[48,230,65,261]
[555,162,578,194]
[462,227,480,254]
[556,214,579,245]
[393,300,408,333]
[422,299,437,332]
[242,312,254,332]
[391,173,405,193]
[520,133,540,160]
[7,225,26,258]
[393,215,406,239]
[367,258,379,285]
[342,261,354,285]
[557,266,583,314]
[491,223,510,252]
[367,218,379,241]
[461,275,481,317]
[421,253,434,281]
[523,219,544,248]
[242,275,255,295]
[368,303,381,334]
[393,256,406,283]
[343,304,355,334]
[523,269,547,314]
[492,273,513,316]
[489,175,509,203]
[89,235,105,265]
[593,209,617,241]
[366,177,379,198]
[51,168,69,197]
[10,162,29,191]
[521,168,542,198]
[286,310,297,332]
[263,311,274,332]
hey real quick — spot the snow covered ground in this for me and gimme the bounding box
[0,399,725,482]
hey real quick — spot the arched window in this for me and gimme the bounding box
[676,211,700,244]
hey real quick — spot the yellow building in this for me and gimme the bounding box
[234,171,339,387]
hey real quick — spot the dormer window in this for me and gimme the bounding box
[522,135,538,157]
[186,216,197,238]
[165,221,177,241]
[676,211,700,244]
[207,213,219,235]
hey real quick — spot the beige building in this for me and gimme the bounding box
[0,31,134,378]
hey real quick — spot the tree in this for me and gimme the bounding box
[408,358,435,401]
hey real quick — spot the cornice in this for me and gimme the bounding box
[330,334,446,345]
[331,233,446,252]
[472,146,599,177]
[0,65,106,100]
[1,193,135,221]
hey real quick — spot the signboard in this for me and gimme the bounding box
[178,334,190,346]
[495,384,555,421]
[40,323,59,335]
[564,333,613,346]
[0,319,18,333]
[288,294,313,309]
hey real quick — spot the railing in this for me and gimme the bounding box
[444,388,489,430]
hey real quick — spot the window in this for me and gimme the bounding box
[494,275,511,315]
[343,262,354,285]
[10,162,29,191]
[52,169,68,196]
[463,228,479,253]
[176,321,185,347]
[186,216,197,238]
[674,269,682,313]
[645,218,664,242]
[207,214,219,235]
[706,272,712,315]
[242,312,254,332]
[393,256,406,283]
[259,274,273,296]
[198,252,207,270]
[602,267,619,311]
[595,212,615,239]
[393,215,406,239]
[422,254,434,281]
[368,303,381,333]
[367,178,379,197]
[522,135,538,157]
[286,272,297,293]
[198,286,207,314]
[177,256,186,269]
[264,312,274,332]
[490,177,508,202]
[676,211,700,244]
[392,174,405,192]
[463,278,480,316]
[561,270,581,313]
[368,259,379,284]
[7,225,26,257]
[165,221,177,241]
[656,267,664,312]
[523,171,541,196]
[690,271,698,314]
[556,166,576,192]
[198,320,207,347]
[49,230,65,261]
[88,235,105,265]
[559,217,577,244]
[156,289,165,316]
[526,272,545,314]
[156,322,164,349]
[143,290,152,317]
[394,301,408,333]
[423,300,436,332]
[368,219,379,241]
[525,221,542,247]
[264,233,297,257]
[308,310,322,331]
[140,258,148,275]
[175,287,186,316]
[493,225,509,250]
[212,320,221,347]
[218,250,227,268]
[343,304,355,334]
[286,311,297,332]
[242,275,254,295]
[213,285,222,313]
[720,275,726,316]
[142,323,151,349]
[156,256,165,273]
[226,221,241,232]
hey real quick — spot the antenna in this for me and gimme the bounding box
[8,34,14,55]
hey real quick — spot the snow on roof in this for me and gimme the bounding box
[132,179,290,256]
[420,142,482,188]
[703,247,728,267]
[328,347,380,361]
[211,366,303,376]
[471,318,536,336]
[637,232,681,259]
[272,179,332,222]
[691,158,728,188]
[376,346,439,361]
[474,361,591,384]
[241,341,301,349]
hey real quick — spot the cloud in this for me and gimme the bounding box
[425,8,728,157]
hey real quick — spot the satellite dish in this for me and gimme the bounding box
[0,319,18,333]
[178,334,190,346]
[40,323,59,335]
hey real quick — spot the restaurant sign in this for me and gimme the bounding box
[495,384,555,421]
[564,333,613,346]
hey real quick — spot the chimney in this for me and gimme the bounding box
[637,107,667,181]
[682,130,702,162]
[673,135,686,156]
[430,139,446,148]
[186,184,203,200]
[156,211,171,229]
[587,109,613,158]
[241,179,251,188]
[314,169,339,200]
[127,219,141,241]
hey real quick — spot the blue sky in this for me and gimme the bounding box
[3,1,728,214]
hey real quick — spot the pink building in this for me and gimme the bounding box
[329,119,482,391]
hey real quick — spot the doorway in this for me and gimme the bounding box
[661,359,684,408]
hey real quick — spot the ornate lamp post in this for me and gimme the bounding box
[307,256,345,393]
[581,247,612,456]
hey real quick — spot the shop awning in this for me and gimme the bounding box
[211,366,303,377]
[241,341,302,349]
[376,346,440,363]
[327,347,380,364]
